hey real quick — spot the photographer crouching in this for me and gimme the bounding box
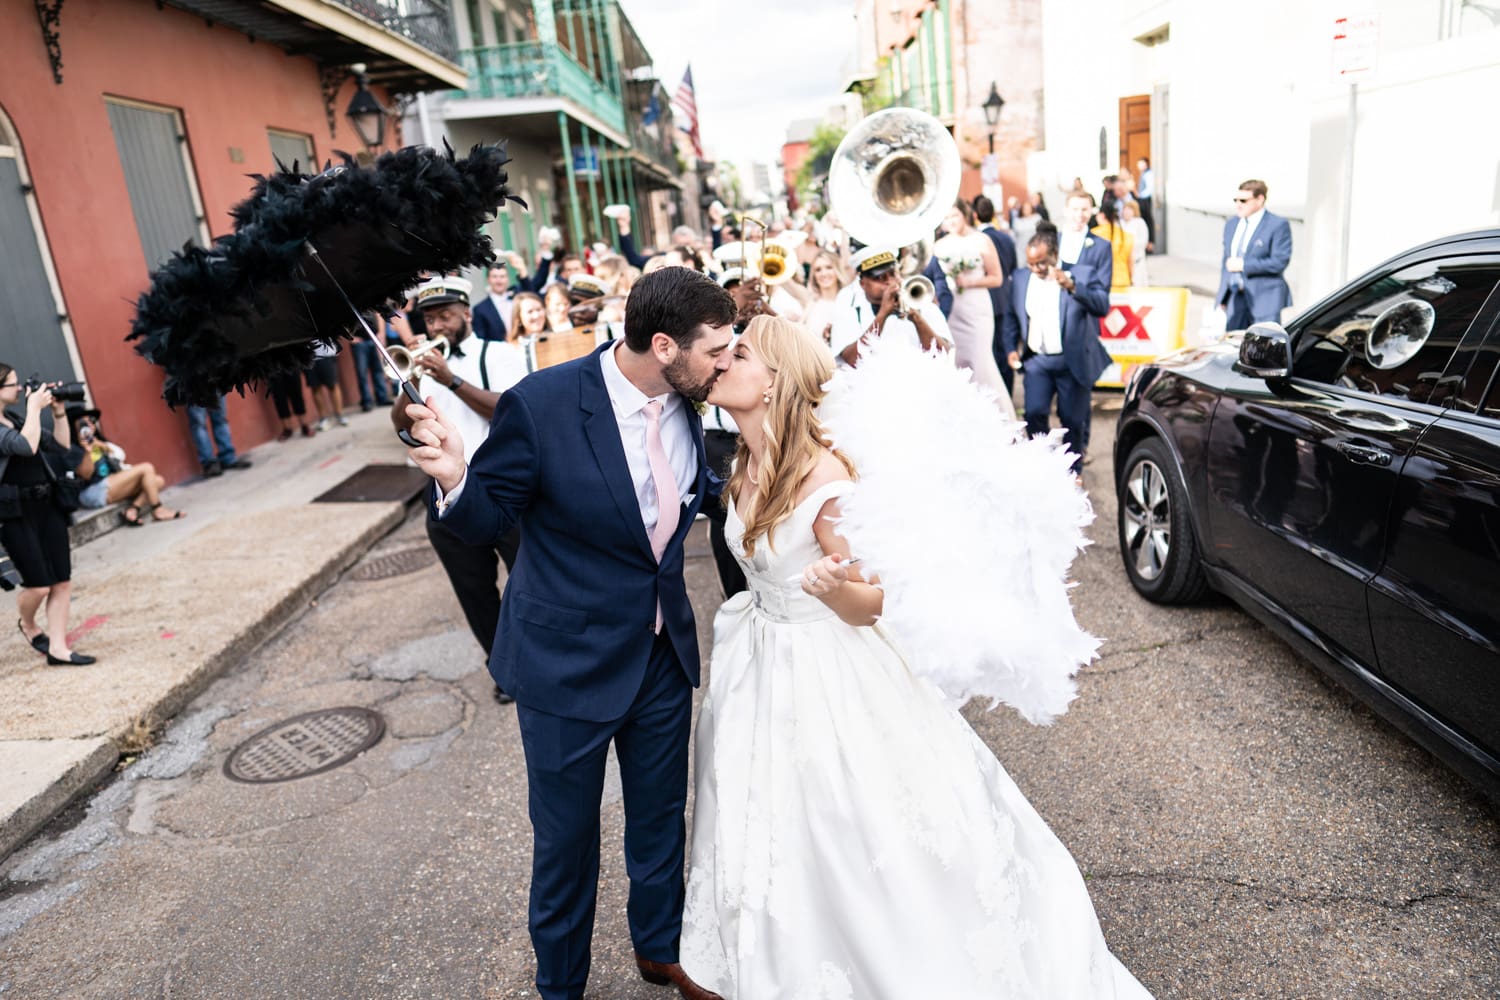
[0,364,95,665]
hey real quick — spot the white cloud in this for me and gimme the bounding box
[617,0,857,169]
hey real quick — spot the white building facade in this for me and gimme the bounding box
[1038,0,1500,307]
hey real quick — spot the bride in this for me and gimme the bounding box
[679,315,1152,999]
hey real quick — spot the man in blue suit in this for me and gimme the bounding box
[1001,194,1113,473]
[974,195,1018,394]
[405,267,736,1000]
[1216,178,1293,331]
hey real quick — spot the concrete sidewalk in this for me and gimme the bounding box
[0,408,419,860]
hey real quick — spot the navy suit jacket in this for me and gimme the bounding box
[471,297,507,342]
[980,224,1017,325]
[1001,234,1114,387]
[922,256,954,317]
[1215,211,1293,322]
[431,343,708,722]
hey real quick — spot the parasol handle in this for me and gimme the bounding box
[395,381,424,448]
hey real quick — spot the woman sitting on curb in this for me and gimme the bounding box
[71,409,185,525]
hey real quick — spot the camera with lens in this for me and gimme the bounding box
[23,377,86,403]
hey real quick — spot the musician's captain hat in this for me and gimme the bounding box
[413,274,472,309]
[851,246,898,276]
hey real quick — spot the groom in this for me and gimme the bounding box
[405,266,735,1000]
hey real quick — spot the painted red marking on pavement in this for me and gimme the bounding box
[160,631,176,640]
[66,615,109,645]
[318,455,343,469]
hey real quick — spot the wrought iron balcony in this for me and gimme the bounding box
[329,0,458,63]
[459,42,625,135]
[630,119,680,178]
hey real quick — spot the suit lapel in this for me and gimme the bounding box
[580,348,656,562]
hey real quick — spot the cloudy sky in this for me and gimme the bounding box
[617,0,857,175]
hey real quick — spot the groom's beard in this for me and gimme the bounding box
[663,354,719,403]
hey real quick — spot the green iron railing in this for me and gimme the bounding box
[459,42,625,135]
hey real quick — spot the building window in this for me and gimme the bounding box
[267,128,316,173]
[104,98,209,272]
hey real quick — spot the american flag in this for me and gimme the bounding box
[673,65,703,160]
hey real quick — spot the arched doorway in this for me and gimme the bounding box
[0,104,85,386]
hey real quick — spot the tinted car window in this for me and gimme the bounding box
[1291,260,1500,403]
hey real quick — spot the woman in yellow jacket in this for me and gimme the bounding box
[1091,201,1134,290]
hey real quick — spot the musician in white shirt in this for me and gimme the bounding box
[828,247,951,368]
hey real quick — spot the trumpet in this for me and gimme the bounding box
[387,336,449,382]
[899,274,935,314]
[758,239,795,285]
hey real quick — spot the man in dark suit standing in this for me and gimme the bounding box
[1215,178,1292,331]
[405,267,734,1000]
[1001,195,1113,474]
[973,195,1018,395]
[470,264,512,342]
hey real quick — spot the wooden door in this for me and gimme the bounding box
[1118,95,1151,174]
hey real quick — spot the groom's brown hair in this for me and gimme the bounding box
[623,267,735,353]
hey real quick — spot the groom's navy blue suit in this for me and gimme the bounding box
[432,342,708,999]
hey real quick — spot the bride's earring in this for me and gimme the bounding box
[762,388,773,405]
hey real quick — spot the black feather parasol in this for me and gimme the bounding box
[128,142,524,407]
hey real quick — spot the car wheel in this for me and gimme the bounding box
[1118,437,1209,604]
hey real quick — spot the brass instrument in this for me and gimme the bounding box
[827,108,962,268]
[759,238,795,285]
[388,336,449,381]
[899,274,936,313]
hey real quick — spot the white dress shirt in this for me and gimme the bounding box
[416,335,531,464]
[598,340,698,539]
[488,290,514,322]
[1230,208,1265,259]
[1060,228,1088,266]
[828,292,952,364]
[1025,276,1065,355]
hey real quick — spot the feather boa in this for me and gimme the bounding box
[820,338,1100,724]
[128,142,523,407]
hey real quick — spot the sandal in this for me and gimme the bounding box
[119,505,145,527]
[150,503,186,522]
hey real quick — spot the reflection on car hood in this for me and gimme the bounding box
[1150,333,1241,375]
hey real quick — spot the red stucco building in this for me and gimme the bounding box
[0,0,462,483]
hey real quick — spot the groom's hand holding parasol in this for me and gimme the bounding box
[405,398,466,497]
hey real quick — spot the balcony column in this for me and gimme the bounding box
[479,1,500,47]
[601,142,619,246]
[600,0,623,101]
[581,125,604,245]
[557,112,586,253]
[533,0,558,45]
[623,155,639,241]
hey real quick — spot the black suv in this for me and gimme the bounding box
[1114,229,1500,803]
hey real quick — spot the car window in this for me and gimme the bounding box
[1291,259,1500,404]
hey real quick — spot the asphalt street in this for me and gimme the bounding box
[1,406,1497,999]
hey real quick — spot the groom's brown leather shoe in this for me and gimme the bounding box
[634,954,724,1000]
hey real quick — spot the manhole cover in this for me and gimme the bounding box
[350,547,437,581]
[224,707,385,784]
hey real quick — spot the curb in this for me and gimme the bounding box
[0,500,410,862]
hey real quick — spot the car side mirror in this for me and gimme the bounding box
[1234,322,1290,379]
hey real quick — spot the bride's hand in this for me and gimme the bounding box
[800,553,850,598]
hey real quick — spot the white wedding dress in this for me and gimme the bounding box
[680,480,1153,999]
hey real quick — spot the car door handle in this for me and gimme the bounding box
[1339,442,1393,466]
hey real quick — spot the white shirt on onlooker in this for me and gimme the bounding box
[1060,228,1088,266]
[1230,208,1265,259]
[1025,276,1065,355]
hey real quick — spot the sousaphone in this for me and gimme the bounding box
[827,108,962,258]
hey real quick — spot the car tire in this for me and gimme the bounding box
[1118,437,1210,604]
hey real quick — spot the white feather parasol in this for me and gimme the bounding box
[819,337,1100,725]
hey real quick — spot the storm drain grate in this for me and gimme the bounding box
[224,707,385,784]
[350,547,437,581]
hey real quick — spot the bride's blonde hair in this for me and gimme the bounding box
[728,315,856,557]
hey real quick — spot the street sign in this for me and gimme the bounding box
[572,148,600,179]
[1332,13,1379,79]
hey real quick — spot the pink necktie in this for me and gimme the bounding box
[644,399,680,632]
